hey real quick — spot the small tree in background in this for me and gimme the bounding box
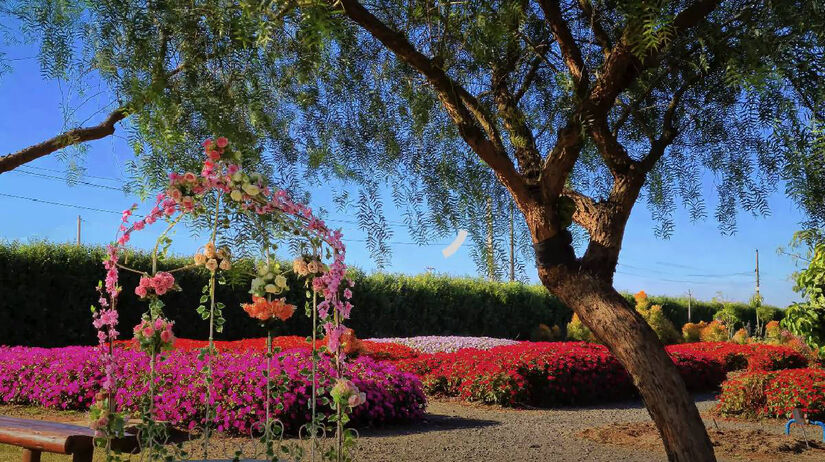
[783,230,825,354]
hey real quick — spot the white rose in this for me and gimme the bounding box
[230,189,243,201]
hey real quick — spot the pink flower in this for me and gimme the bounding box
[203,139,213,149]
[207,149,220,161]
[160,330,172,343]
[183,172,197,183]
[216,137,228,148]
[135,286,147,298]
[142,326,154,337]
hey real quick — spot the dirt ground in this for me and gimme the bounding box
[1,396,822,461]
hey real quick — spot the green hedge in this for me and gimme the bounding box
[0,241,782,347]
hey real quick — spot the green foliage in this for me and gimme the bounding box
[700,321,730,343]
[530,323,562,342]
[566,314,595,343]
[682,322,704,343]
[0,241,785,346]
[640,305,681,345]
[0,241,567,346]
[782,230,825,352]
[5,0,825,269]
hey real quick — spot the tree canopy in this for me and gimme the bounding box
[3,0,823,270]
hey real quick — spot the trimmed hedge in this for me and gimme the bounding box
[0,242,567,346]
[0,241,782,347]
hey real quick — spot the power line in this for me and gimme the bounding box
[12,168,126,191]
[23,165,124,183]
[0,192,450,247]
[0,192,130,215]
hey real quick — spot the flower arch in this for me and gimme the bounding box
[91,138,358,461]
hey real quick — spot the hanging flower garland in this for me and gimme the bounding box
[91,137,359,460]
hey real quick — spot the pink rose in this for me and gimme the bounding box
[142,326,154,338]
[160,330,172,343]
[216,137,228,148]
[135,286,148,298]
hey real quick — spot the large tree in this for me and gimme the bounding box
[3,1,825,460]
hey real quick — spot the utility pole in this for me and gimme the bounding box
[687,289,692,323]
[509,201,515,282]
[755,249,760,301]
[76,215,81,246]
[486,195,494,281]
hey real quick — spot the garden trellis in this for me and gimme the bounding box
[91,138,360,461]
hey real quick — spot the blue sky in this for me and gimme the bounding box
[0,43,809,307]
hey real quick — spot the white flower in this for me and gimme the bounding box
[265,284,278,294]
[230,189,243,201]
[275,274,287,288]
[242,183,260,196]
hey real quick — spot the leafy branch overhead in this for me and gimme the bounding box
[3,0,824,269]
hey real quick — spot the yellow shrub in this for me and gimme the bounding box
[700,320,729,342]
[634,290,650,312]
[765,320,782,343]
[682,321,707,343]
[567,314,595,342]
[641,304,680,344]
[732,328,749,344]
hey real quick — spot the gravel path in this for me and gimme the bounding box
[354,395,814,462]
[1,397,817,461]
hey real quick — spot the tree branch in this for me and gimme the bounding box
[335,0,534,210]
[0,108,127,174]
[538,0,588,95]
[639,74,702,172]
[577,0,612,54]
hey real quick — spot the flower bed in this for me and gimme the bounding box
[116,336,420,361]
[367,336,520,354]
[0,346,425,434]
[391,342,727,406]
[667,342,807,372]
[717,368,825,420]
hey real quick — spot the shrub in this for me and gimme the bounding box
[393,342,730,407]
[717,368,825,420]
[700,320,729,342]
[716,371,777,419]
[530,324,562,342]
[641,305,681,344]
[0,242,568,346]
[0,241,783,346]
[764,369,825,420]
[682,321,706,343]
[765,320,782,341]
[732,328,749,344]
[566,314,595,342]
[0,345,426,433]
[669,342,808,372]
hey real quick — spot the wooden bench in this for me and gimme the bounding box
[0,416,136,462]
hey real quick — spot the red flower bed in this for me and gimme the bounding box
[392,342,727,406]
[116,336,419,361]
[717,368,825,420]
[667,342,807,372]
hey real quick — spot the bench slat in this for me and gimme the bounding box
[0,416,94,455]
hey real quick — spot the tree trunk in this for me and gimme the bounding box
[539,266,716,462]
